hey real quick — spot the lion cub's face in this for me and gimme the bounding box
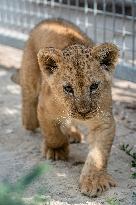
[38,44,119,120]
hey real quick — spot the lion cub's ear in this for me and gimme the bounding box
[37,47,62,75]
[91,43,119,72]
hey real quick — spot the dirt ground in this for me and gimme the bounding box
[0,44,136,205]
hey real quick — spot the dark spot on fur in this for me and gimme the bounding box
[86,54,89,58]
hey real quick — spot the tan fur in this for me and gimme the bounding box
[21,19,119,197]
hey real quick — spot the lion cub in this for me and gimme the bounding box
[21,19,119,197]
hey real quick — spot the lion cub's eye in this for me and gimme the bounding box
[63,85,74,95]
[90,82,99,93]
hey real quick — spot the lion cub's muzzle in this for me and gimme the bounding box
[73,98,95,119]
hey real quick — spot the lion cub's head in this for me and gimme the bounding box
[38,43,119,120]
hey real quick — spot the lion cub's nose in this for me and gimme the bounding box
[77,105,91,115]
[75,98,91,116]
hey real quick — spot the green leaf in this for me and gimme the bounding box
[0,163,50,205]
[15,164,49,192]
[106,197,120,205]
[131,172,136,179]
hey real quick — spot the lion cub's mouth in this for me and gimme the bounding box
[71,109,97,120]
[78,111,91,118]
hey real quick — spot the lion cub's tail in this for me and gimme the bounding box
[11,69,20,85]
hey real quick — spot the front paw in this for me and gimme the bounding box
[68,126,83,144]
[80,171,117,197]
[43,145,69,161]
[69,131,83,143]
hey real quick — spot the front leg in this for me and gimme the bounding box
[38,105,69,161]
[41,121,69,161]
[80,117,116,197]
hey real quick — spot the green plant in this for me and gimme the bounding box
[106,197,120,205]
[132,192,136,205]
[0,164,50,205]
[120,144,136,179]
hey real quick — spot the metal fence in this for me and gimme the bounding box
[0,0,136,82]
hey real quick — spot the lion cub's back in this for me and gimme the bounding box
[29,19,93,53]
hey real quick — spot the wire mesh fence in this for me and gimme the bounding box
[0,0,136,81]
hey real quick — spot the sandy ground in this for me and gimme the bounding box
[0,44,136,205]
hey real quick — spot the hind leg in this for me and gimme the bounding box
[22,92,39,131]
[21,42,40,131]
